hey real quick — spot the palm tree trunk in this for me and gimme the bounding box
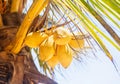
[0,12,57,84]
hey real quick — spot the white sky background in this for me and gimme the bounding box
[32,40,120,84]
[27,1,120,84]
[54,48,120,84]
[32,45,120,84]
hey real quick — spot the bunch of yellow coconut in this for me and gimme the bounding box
[24,27,84,69]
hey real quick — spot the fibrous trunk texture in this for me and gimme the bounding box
[0,12,57,84]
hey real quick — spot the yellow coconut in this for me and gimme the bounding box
[39,35,55,61]
[69,39,84,48]
[24,32,48,48]
[69,34,84,49]
[47,55,59,69]
[53,27,71,45]
[56,45,73,68]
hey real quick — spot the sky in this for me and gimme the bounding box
[54,53,120,84]
[32,40,120,84]
[53,35,120,84]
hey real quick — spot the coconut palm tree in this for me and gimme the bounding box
[0,0,120,84]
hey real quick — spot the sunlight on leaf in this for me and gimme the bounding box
[6,0,50,54]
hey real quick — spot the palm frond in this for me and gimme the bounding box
[76,0,120,46]
[52,0,120,60]
[4,0,120,76]
[6,0,50,54]
[89,0,120,29]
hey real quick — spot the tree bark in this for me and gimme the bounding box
[0,12,57,84]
